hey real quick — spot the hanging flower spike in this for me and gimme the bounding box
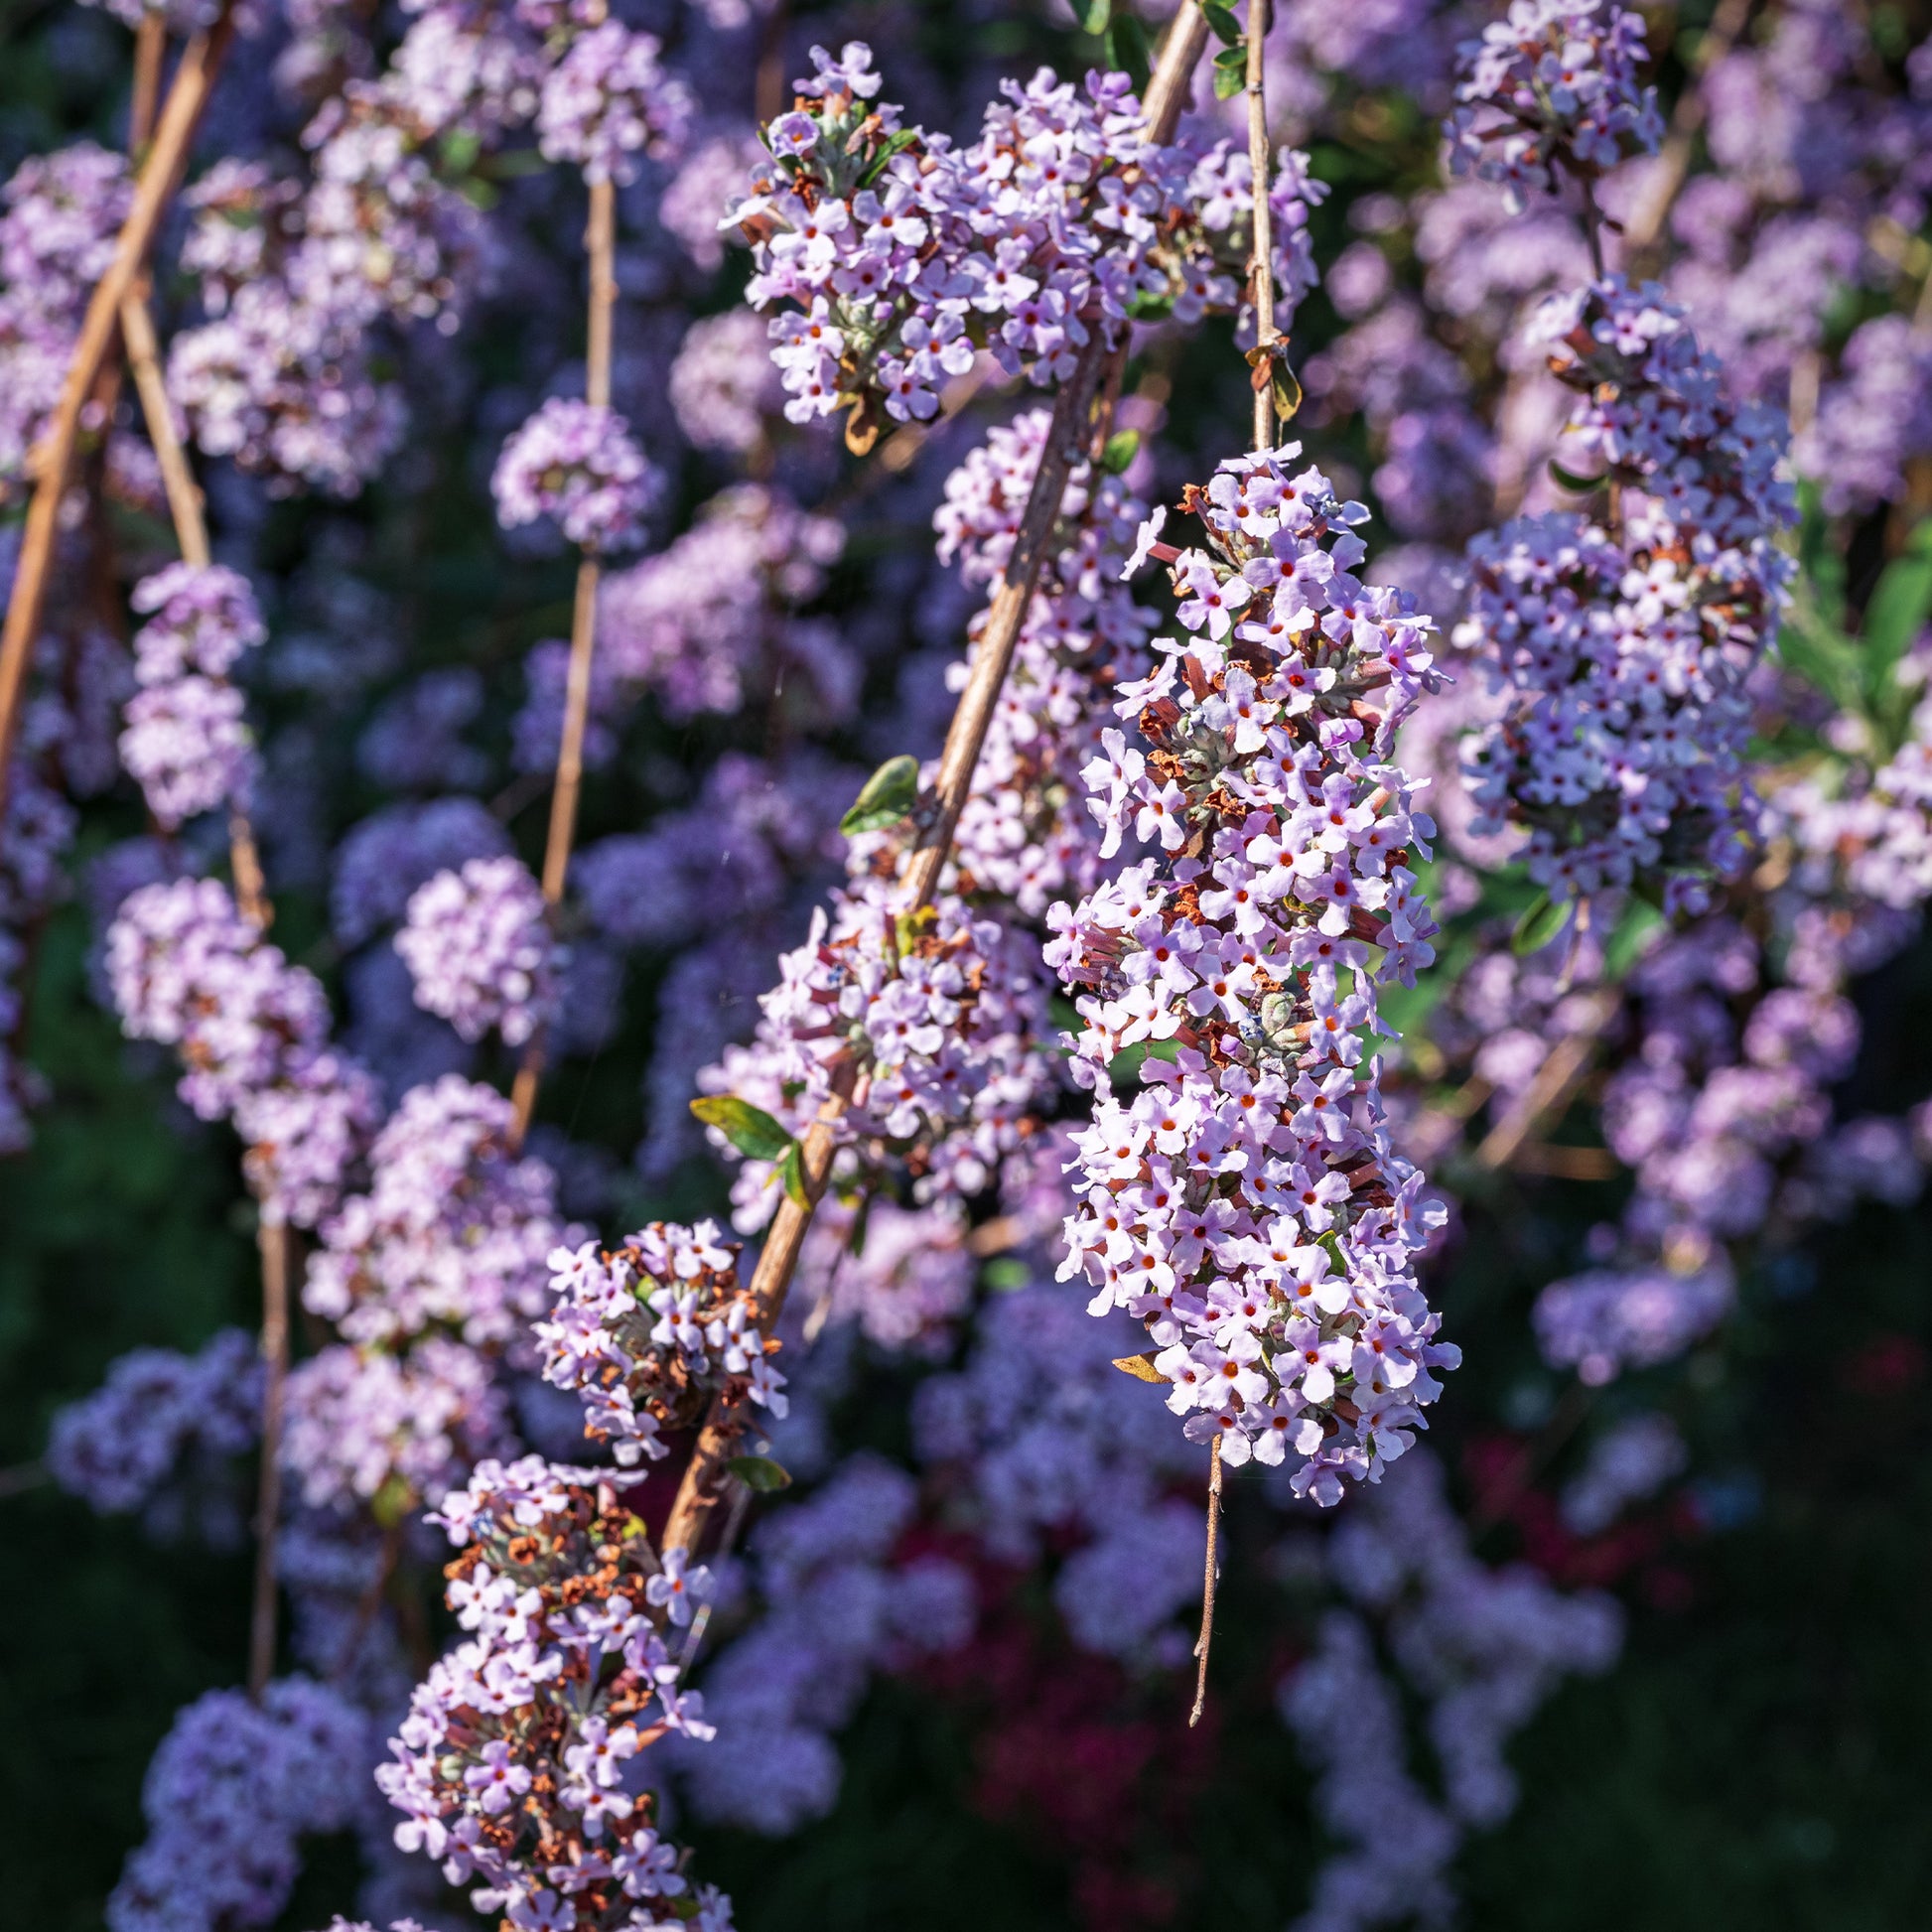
[1049,444,1458,1505]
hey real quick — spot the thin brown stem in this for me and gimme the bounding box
[655,8,1214,1566]
[131,11,166,152]
[1189,1432,1224,1728]
[509,177,619,1147]
[0,6,236,816]
[120,285,209,566]
[248,1221,291,1700]
[1245,0,1277,453]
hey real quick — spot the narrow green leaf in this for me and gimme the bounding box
[1103,11,1152,93]
[1548,458,1607,494]
[856,127,919,189]
[1074,0,1112,32]
[1100,428,1141,474]
[688,1095,794,1163]
[1512,891,1574,957]
[1862,520,1932,693]
[779,1141,811,1210]
[1200,0,1243,44]
[840,753,921,837]
[727,1454,793,1493]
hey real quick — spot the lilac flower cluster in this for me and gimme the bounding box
[108,1679,369,1932]
[107,879,379,1226]
[732,43,1317,434]
[376,1455,732,1932]
[304,1073,576,1352]
[537,1220,786,1465]
[895,408,1159,916]
[1051,446,1455,1498]
[536,21,694,186]
[1282,1451,1621,1932]
[119,564,268,832]
[1446,0,1663,211]
[670,1454,974,1834]
[701,874,1058,1225]
[47,1328,262,1527]
[396,854,559,1047]
[596,483,850,723]
[1459,278,1796,910]
[0,142,130,497]
[491,399,661,555]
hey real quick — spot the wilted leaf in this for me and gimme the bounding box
[1113,1351,1170,1383]
[689,1095,794,1163]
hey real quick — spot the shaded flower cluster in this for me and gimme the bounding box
[376,1455,732,1932]
[1050,445,1454,1499]
[537,1220,786,1465]
[397,854,559,1047]
[492,399,661,556]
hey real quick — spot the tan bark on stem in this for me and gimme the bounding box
[248,1221,292,1700]
[509,178,619,1147]
[1245,0,1277,454]
[657,6,1213,1567]
[121,285,210,566]
[0,7,236,818]
[1190,0,1276,1727]
[131,11,166,151]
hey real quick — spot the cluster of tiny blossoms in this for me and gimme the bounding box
[396,854,560,1047]
[1445,0,1663,211]
[1459,277,1797,910]
[732,43,1318,436]
[118,564,265,832]
[106,878,379,1226]
[491,398,662,556]
[537,1220,786,1466]
[1049,446,1456,1500]
[701,878,1058,1224]
[377,1455,732,1932]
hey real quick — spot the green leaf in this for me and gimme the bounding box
[727,1455,793,1493]
[1212,43,1247,97]
[1271,359,1303,423]
[779,1141,811,1210]
[688,1095,794,1163]
[1862,520,1932,696]
[1103,11,1152,93]
[985,1258,1030,1291]
[840,754,921,837]
[1512,891,1574,956]
[856,127,919,189]
[1603,897,1663,979]
[1100,428,1141,474]
[1074,0,1112,31]
[439,129,482,177]
[1200,0,1243,44]
[1548,458,1607,494]
[1125,289,1174,322]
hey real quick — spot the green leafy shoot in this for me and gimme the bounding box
[841,754,921,837]
[688,1095,793,1163]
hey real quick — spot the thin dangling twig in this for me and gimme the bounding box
[248,1220,292,1699]
[1190,0,1279,1725]
[510,174,618,1148]
[1189,1432,1225,1727]
[655,7,1214,1567]
[0,4,237,816]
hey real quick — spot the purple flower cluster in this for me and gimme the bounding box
[1533,1256,1732,1384]
[107,879,379,1225]
[732,43,1316,433]
[118,565,267,831]
[0,142,130,496]
[1446,0,1663,211]
[304,1073,577,1352]
[536,21,693,186]
[1559,1413,1687,1534]
[1458,278,1796,910]
[491,399,660,555]
[537,1220,786,1465]
[47,1328,262,1523]
[701,874,1057,1225]
[1050,446,1454,1499]
[108,1679,369,1932]
[396,854,559,1047]
[376,1455,732,1932]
